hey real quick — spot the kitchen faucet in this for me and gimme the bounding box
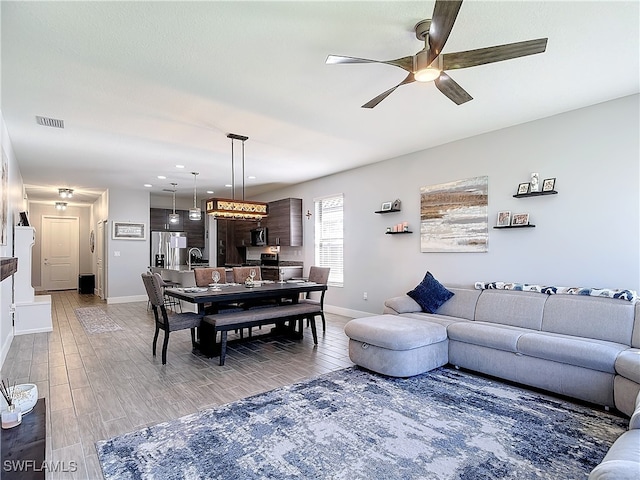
[188,247,202,270]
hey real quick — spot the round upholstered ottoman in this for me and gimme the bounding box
[344,315,448,377]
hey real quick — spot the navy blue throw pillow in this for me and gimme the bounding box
[407,272,454,314]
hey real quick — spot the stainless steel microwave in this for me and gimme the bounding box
[250,227,268,246]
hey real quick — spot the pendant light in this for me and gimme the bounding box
[55,202,67,210]
[189,172,201,221]
[169,183,180,224]
[206,134,268,220]
[58,188,74,198]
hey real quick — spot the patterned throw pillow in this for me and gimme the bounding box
[407,272,454,313]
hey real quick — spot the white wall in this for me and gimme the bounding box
[0,111,28,367]
[254,95,640,316]
[106,188,150,302]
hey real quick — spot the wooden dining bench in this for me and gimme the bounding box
[202,302,322,365]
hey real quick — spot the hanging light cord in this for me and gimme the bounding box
[192,172,198,208]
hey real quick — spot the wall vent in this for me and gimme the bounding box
[35,116,64,128]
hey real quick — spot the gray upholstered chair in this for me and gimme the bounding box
[194,267,227,287]
[303,266,330,331]
[141,272,202,365]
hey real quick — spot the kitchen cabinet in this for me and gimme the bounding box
[150,208,204,247]
[233,220,258,247]
[150,208,183,231]
[260,266,303,281]
[216,219,249,266]
[266,198,302,246]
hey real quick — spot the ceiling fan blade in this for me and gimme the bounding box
[362,73,415,109]
[428,0,463,57]
[442,38,548,70]
[434,72,473,105]
[327,55,414,72]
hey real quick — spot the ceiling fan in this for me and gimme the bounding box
[326,0,547,108]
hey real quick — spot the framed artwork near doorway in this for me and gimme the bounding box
[112,222,146,240]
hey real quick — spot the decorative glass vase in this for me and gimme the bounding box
[1,404,22,429]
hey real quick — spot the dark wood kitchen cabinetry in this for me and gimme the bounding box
[150,208,183,231]
[266,198,302,246]
[150,208,204,247]
[233,220,258,247]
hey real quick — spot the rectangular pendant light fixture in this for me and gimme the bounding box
[206,133,268,220]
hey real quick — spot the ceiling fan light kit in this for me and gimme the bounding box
[206,134,268,220]
[327,0,547,108]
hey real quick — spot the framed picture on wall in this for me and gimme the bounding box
[542,178,556,192]
[511,213,530,226]
[517,183,530,195]
[112,221,146,240]
[496,211,511,227]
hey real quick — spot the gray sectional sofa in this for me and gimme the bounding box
[344,285,640,479]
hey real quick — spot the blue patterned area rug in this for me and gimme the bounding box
[75,307,123,335]
[96,367,626,479]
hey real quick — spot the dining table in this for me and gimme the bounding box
[164,280,327,314]
[164,280,327,357]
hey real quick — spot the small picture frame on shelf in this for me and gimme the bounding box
[517,183,530,195]
[542,178,556,192]
[496,211,511,227]
[380,201,392,211]
[511,213,530,226]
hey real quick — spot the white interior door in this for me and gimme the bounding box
[41,216,79,291]
[97,220,105,299]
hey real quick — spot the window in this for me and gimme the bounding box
[314,194,343,287]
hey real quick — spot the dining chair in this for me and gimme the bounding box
[194,267,227,287]
[302,266,330,331]
[141,272,202,365]
[232,266,262,283]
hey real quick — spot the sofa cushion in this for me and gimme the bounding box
[344,315,447,351]
[517,332,627,374]
[383,295,422,315]
[447,322,530,353]
[615,349,640,384]
[588,430,640,480]
[400,312,470,328]
[474,290,547,330]
[407,272,454,314]
[434,287,481,320]
[541,295,635,345]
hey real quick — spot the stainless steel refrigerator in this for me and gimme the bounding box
[151,231,188,268]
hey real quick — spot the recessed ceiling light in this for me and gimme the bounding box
[158,175,166,179]
[144,184,153,188]
[225,184,232,188]
[247,175,256,180]
[176,165,184,169]
[206,190,214,194]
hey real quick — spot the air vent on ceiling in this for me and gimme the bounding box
[35,116,64,128]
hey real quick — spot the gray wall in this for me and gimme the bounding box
[106,188,150,301]
[254,95,640,316]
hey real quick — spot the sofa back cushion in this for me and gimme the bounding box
[436,287,481,320]
[633,303,640,348]
[474,290,546,330]
[541,295,635,345]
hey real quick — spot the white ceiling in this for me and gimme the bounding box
[2,1,638,206]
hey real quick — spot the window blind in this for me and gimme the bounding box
[314,194,343,287]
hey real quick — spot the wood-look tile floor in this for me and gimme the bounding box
[0,290,354,479]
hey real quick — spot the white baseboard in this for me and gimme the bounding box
[107,295,147,304]
[325,304,377,319]
[0,331,14,370]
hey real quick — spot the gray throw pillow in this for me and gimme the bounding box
[407,272,454,313]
